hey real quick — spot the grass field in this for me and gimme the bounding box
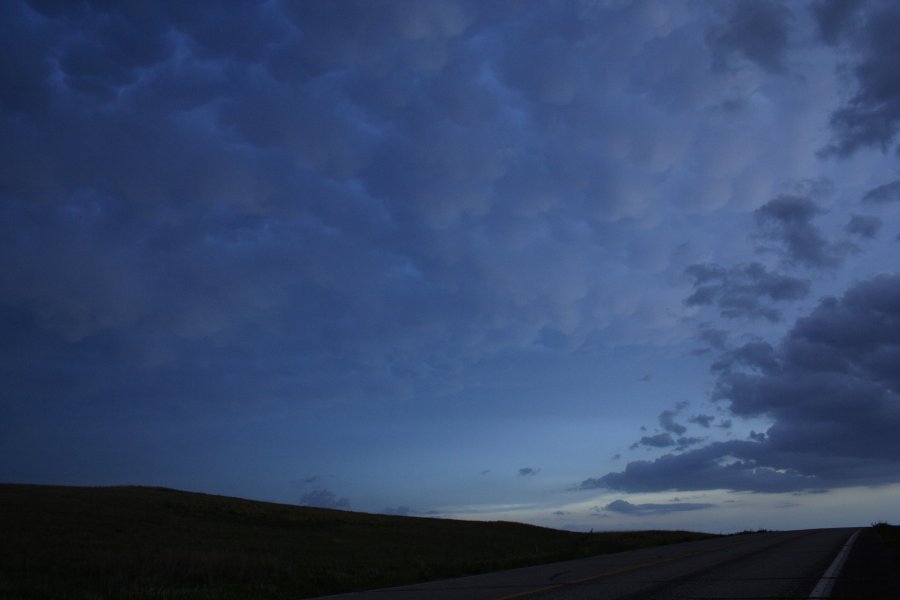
[0,483,715,599]
[873,522,900,567]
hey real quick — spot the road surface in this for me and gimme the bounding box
[317,528,887,599]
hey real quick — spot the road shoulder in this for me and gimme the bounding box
[831,527,900,599]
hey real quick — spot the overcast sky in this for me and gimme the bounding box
[2,0,899,532]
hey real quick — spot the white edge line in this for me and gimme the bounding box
[808,529,862,599]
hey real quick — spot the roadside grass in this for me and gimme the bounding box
[0,483,715,599]
[872,522,900,567]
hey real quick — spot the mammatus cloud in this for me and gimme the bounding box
[582,273,900,493]
[603,499,716,516]
[2,0,776,413]
[810,0,864,46]
[707,0,794,74]
[2,0,890,423]
[685,262,810,321]
[299,489,351,510]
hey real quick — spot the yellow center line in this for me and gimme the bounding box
[491,540,749,600]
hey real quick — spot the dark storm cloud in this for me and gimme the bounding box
[676,436,704,449]
[754,196,853,269]
[582,440,819,493]
[299,489,351,510]
[659,409,687,435]
[691,327,729,356]
[863,180,900,204]
[845,214,881,239]
[707,0,794,73]
[814,0,900,155]
[685,262,810,321]
[603,499,715,516]
[582,273,900,493]
[518,467,540,477]
[689,414,715,428]
[710,340,780,374]
[810,0,866,45]
[630,433,675,450]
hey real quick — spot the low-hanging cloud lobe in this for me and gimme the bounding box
[583,272,900,494]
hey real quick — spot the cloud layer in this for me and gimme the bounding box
[1,0,898,524]
[1,0,751,411]
[583,273,900,493]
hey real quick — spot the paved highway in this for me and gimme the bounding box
[318,528,876,599]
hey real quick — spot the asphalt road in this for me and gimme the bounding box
[317,528,870,599]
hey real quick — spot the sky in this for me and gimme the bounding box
[1,0,899,534]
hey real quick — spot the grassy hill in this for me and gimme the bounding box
[873,522,900,567]
[0,483,714,599]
